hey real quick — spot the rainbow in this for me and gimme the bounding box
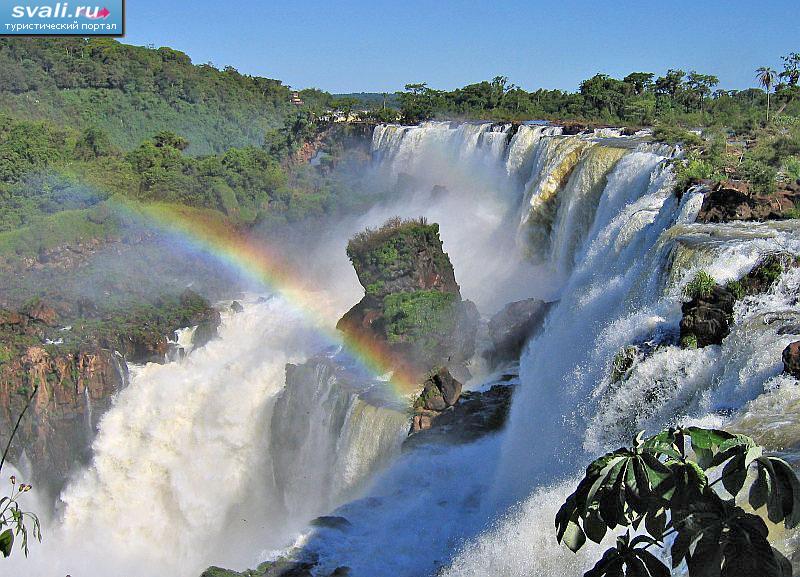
[110,199,421,397]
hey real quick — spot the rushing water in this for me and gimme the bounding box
[8,121,800,576]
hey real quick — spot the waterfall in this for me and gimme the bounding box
[8,121,799,577]
[290,129,800,577]
[7,297,408,577]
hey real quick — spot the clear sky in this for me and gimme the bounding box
[123,0,798,94]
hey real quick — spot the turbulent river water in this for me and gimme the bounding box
[8,121,800,576]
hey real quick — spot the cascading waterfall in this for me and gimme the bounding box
[9,121,800,577]
[290,127,800,577]
[8,297,409,577]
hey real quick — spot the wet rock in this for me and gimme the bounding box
[485,298,550,365]
[231,300,244,313]
[696,180,800,223]
[778,324,800,336]
[737,253,799,296]
[783,342,800,378]
[414,367,462,412]
[406,383,515,447]
[680,285,736,347]
[311,516,352,531]
[411,413,434,433]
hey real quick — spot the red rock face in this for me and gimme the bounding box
[0,346,124,499]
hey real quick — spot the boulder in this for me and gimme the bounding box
[486,298,550,364]
[310,516,352,531]
[783,341,800,379]
[680,285,736,347]
[414,367,462,412]
[406,383,515,447]
[737,253,799,296]
[230,300,244,313]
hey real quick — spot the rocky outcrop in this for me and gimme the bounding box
[679,285,736,348]
[0,291,221,497]
[0,319,124,498]
[412,367,463,419]
[734,253,799,296]
[485,298,550,365]
[337,218,479,380]
[407,381,515,447]
[783,342,800,379]
[696,180,800,223]
[201,552,349,577]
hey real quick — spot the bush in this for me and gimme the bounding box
[739,157,777,195]
[680,334,698,349]
[383,290,456,344]
[725,279,745,300]
[652,125,704,146]
[684,270,716,300]
[783,155,800,182]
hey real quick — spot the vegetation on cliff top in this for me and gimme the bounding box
[346,217,453,298]
[383,290,457,346]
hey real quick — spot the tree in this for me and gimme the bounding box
[756,67,777,122]
[685,72,719,114]
[556,427,798,577]
[623,72,655,96]
[152,130,189,151]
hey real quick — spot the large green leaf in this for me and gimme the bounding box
[670,496,788,577]
[0,528,13,558]
[583,534,670,577]
[556,493,587,552]
[746,456,800,528]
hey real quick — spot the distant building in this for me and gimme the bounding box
[290,91,304,106]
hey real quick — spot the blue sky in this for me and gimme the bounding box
[123,0,798,94]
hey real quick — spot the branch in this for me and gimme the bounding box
[0,384,39,477]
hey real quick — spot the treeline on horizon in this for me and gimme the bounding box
[392,55,800,128]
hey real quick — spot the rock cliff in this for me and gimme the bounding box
[336,218,478,382]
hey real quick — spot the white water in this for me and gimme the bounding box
[8,121,800,577]
[7,296,408,576]
[288,127,800,576]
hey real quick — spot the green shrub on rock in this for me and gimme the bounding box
[383,290,456,344]
[683,270,717,300]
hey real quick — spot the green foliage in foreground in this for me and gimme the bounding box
[0,386,41,559]
[0,475,40,559]
[557,427,799,577]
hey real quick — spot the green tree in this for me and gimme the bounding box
[756,67,778,122]
[556,427,798,577]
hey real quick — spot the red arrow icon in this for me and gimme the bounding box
[87,7,110,19]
